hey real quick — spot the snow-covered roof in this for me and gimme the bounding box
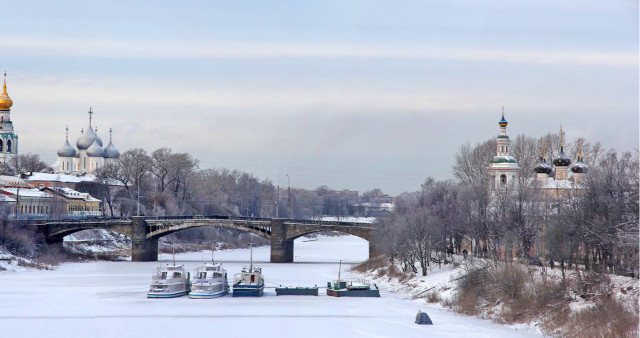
[46,187,101,202]
[0,188,52,199]
[23,172,98,184]
[0,175,35,189]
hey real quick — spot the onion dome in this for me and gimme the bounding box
[57,127,77,157]
[77,127,96,150]
[498,112,508,127]
[76,108,99,150]
[103,129,119,158]
[86,139,105,157]
[534,157,552,174]
[552,126,571,167]
[0,72,13,110]
[553,148,571,167]
[571,155,589,174]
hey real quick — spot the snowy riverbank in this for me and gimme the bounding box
[0,235,540,338]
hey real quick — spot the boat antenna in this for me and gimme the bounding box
[338,260,342,281]
[211,243,215,264]
[249,235,254,271]
[172,241,176,266]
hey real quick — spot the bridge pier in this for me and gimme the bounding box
[270,219,294,263]
[45,237,64,251]
[131,217,158,261]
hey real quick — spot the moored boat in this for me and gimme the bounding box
[232,265,264,297]
[232,242,264,297]
[326,260,380,297]
[189,262,229,299]
[147,264,191,298]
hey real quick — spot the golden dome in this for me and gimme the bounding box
[0,72,13,110]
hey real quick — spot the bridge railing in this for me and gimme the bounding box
[42,214,375,227]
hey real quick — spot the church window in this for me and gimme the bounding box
[500,174,507,185]
[7,140,12,152]
[0,139,3,152]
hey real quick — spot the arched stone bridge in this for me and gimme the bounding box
[41,216,376,262]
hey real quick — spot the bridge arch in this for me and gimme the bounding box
[285,227,371,242]
[144,220,271,240]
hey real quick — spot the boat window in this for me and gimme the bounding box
[173,272,181,278]
[198,272,206,279]
[160,272,167,279]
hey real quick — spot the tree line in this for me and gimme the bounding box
[373,132,638,278]
[82,147,390,220]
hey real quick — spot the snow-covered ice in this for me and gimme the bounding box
[0,235,540,337]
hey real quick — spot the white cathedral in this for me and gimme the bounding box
[56,109,120,175]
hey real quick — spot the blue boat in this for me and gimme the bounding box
[232,244,264,297]
[232,266,264,297]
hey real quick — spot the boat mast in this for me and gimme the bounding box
[249,236,253,271]
[338,260,342,281]
[172,241,176,266]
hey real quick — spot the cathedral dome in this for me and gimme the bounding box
[552,149,571,167]
[76,125,97,150]
[570,157,589,174]
[498,114,508,127]
[86,139,105,157]
[103,141,120,159]
[0,73,13,110]
[534,158,552,174]
[57,139,76,158]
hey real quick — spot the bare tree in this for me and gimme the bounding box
[10,153,49,174]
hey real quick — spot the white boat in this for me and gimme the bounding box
[147,264,191,298]
[189,262,229,299]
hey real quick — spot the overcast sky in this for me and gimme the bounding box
[2,1,638,195]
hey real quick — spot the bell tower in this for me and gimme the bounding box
[0,72,19,163]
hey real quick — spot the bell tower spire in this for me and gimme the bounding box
[0,71,18,163]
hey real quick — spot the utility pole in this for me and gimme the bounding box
[275,174,280,218]
[136,178,140,217]
[286,174,291,219]
[15,187,20,219]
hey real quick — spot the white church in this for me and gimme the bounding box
[56,109,120,176]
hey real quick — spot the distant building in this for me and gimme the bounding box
[41,186,101,217]
[533,126,588,196]
[0,175,102,218]
[0,72,19,163]
[487,109,519,190]
[56,109,120,176]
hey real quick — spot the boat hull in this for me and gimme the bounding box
[232,285,264,297]
[326,288,380,297]
[189,289,228,299]
[147,290,189,298]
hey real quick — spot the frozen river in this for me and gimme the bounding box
[0,235,539,337]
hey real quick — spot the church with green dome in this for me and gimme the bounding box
[487,109,519,190]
